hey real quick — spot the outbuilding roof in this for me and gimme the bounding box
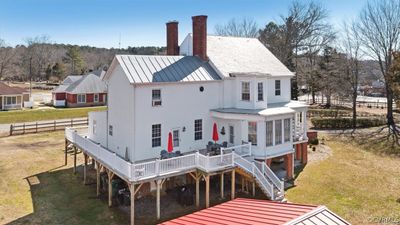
[160,198,349,225]
[108,55,221,84]
[53,74,106,94]
[207,35,294,78]
[0,82,28,95]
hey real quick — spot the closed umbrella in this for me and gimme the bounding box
[212,123,219,143]
[168,132,173,153]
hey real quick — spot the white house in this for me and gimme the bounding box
[65,15,308,225]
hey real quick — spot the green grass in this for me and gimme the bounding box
[0,132,127,225]
[0,106,106,124]
[286,134,400,225]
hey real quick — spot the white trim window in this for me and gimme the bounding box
[152,124,161,147]
[109,125,113,136]
[194,119,202,140]
[284,118,291,142]
[5,96,17,105]
[173,129,180,147]
[77,94,86,103]
[94,93,99,103]
[248,122,257,146]
[275,120,282,145]
[257,82,264,101]
[266,121,273,147]
[275,80,281,96]
[241,82,250,101]
[152,89,162,106]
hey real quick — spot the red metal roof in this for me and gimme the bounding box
[160,198,319,225]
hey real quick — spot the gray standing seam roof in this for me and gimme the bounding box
[116,55,221,84]
[53,73,106,94]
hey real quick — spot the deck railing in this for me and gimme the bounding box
[254,160,284,195]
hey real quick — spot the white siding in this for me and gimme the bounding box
[267,77,291,104]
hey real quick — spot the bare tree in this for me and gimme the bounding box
[356,0,400,136]
[338,21,363,129]
[214,17,259,38]
[23,35,54,81]
[0,39,16,80]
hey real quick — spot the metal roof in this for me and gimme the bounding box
[115,55,221,84]
[160,198,350,225]
[62,75,83,85]
[53,74,106,94]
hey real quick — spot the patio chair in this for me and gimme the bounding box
[222,141,228,148]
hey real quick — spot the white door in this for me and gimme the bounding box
[173,129,180,150]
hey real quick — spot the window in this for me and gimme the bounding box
[94,94,99,102]
[173,129,179,147]
[275,120,282,145]
[248,122,257,146]
[284,118,291,142]
[241,82,250,101]
[152,89,162,106]
[297,112,303,123]
[275,80,281,96]
[257,82,264,101]
[152,124,161,147]
[266,121,273,147]
[194,119,202,140]
[5,96,16,105]
[109,125,113,136]
[229,125,234,144]
[78,94,86,103]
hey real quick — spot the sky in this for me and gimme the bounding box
[0,0,368,49]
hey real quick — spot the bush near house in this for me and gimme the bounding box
[311,117,387,129]
[307,109,371,118]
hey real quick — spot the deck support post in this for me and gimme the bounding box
[195,172,200,208]
[220,172,224,199]
[83,153,87,185]
[241,177,245,192]
[107,170,114,207]
[129,183,135,225]
[64,139,68,165]
[204,174,210,208]
[156,179,161,220]
[252,181,255,197]
[96,161,101,197]
[92,158,95,169]
[73,146,77,174]
[231,170,235,200]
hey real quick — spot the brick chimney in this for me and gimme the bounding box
[192,15,208,60]
[166,21,179,55]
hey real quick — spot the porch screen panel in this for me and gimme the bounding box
[248,122,257,146]
[266,121,273,147]
[275,120,282,145]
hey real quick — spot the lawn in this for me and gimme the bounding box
[0,107,106,124]
[0,131,127,225]
[286,133,400,225]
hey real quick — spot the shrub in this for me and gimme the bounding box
[311,117,387,129]
[309,138,319,145]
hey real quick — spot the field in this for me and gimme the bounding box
[1,131,399,225]
[0,107,106,124]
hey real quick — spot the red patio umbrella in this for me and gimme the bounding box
[167,132,173,153]
[212,123,219,143]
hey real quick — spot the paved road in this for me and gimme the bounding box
[0,117,87,134]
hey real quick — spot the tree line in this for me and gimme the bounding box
[0,36,165,81]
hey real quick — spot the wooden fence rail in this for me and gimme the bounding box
[10,118,88,136]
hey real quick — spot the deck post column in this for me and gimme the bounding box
[195,173,200,208]
[231,170,235,200]
[64,139,68,165]
[156,180,161,220]
[252,181,255,197]
[73,146,77,174]
[83,153,87,185]
[107,170,114,207]
[205,175,210,208]
[129,183,135,225]
[220,172,224,199]
[241,177,245,192]
[96,161,100,197]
